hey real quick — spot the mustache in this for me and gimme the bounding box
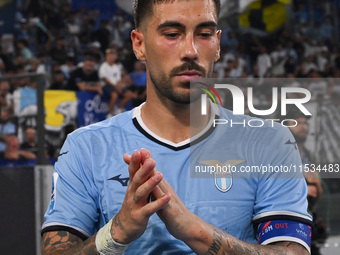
[170,62,206,77]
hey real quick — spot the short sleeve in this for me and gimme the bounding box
[252,125,313,242]
[42,135,99,239]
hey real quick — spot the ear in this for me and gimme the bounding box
[131,30,146,61]
[214,29,222,62]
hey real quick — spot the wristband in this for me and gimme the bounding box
[95,218,130,255]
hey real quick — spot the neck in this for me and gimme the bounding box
[141,89,210,144]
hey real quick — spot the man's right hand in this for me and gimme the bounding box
[41,149,169,255]
[112,150,171,244]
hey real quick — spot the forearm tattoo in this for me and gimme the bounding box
[42,231,99,255]
[205,228,308,255]
[206,229,224,255]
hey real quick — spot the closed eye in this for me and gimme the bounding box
[164,33,180,39]
[199,32,213,39]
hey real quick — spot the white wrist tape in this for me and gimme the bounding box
[95,218,130,255]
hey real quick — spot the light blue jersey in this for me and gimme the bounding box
[42,104,312,254]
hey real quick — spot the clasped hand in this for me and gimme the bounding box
[111,149,196,245]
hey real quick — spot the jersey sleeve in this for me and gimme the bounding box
[252,125,313,251]
[41,134,99,239]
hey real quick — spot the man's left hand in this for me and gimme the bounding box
[123,148,196,242]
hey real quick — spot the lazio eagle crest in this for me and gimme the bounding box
[198,160,246,192]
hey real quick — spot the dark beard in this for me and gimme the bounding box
[151,75,191,104]
[150,62,208,104]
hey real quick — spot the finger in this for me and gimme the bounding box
[142,193,171,218]
[157,178,169,194]
[124,148,152,165]
[140,148,152,163]
[130,158,155,190]
[152,185,165,200]
[123,154,132,165]
[128,150,141,180]
[134,172,163,204]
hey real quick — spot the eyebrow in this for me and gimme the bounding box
[157,21,217,31]
[157,21,185,30]
[197,21,218,29]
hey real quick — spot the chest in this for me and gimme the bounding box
[94,147,257,236]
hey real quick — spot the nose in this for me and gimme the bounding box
[181,34,198,62]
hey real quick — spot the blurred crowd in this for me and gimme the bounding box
[0,1,148,165]
[0,0,339,166]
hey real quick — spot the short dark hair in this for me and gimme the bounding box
[133,0,221,29]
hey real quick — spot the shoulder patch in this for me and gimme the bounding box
[48,172,59,214]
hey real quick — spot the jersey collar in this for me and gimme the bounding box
[132,102,219,151]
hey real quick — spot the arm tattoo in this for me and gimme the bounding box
[42,231,99,255]
[43,231,81,251]
[282,242,294,247]
[206,229,223,255]
[113,213,124,230]
[110,213,126,243]
[205,228,308,255]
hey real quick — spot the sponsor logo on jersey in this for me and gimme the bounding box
[56,151,69,161]
[285,139,297,150]
[109,174,129,187]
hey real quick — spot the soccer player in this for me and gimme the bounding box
[41,0,312,254]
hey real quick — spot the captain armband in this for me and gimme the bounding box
[257,219,312,253]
